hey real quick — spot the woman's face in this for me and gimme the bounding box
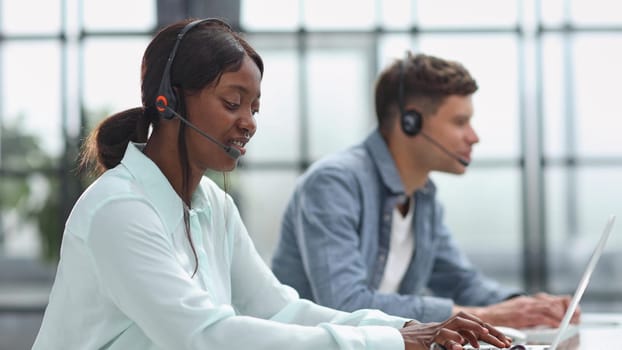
[184,54,261,172]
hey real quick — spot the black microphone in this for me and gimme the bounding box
[420,131,469,167]
[164,106,241,160]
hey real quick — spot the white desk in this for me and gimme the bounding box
[469,313,620,350]
[570,313,622,349]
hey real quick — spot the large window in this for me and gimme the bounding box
[0,0,155,262]
[1,0,621,310]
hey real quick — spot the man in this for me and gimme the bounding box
[271,52,576,328]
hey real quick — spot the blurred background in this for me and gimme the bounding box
[1,0,621,348]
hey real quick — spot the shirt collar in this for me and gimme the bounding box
[364,129,436,198]
[120,143,209,232]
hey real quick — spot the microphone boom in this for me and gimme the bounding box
[420,131,469,167]
[166,107,241,160]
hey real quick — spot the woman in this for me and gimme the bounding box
[33,18,512,350]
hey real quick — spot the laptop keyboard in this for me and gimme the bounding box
[463,344,544,350]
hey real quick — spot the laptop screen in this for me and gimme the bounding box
[459,215,616,350]
[548,215,616,350]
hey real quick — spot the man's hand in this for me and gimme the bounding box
[454,293,580,329]
[399,311,512,350]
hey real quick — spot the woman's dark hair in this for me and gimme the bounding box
[374,52,477,134]
[80,18,263,276]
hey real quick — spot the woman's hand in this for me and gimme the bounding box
[399,311,512,350]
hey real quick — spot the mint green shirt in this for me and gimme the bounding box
[33,143,408,350]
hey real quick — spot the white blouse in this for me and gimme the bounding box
[33,143,408,350]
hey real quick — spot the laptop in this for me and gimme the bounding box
[434,215,616,350]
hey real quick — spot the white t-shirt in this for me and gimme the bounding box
[378,201,415,293]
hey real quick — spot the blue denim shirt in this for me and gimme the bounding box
[272,129,519,323]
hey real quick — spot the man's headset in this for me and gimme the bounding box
[398,53,424,137]
[397,52,469,167]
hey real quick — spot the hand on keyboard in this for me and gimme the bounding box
[400,311,512,350]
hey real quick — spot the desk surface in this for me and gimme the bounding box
[572,313,622,349]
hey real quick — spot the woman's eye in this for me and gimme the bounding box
[225,100,240,110]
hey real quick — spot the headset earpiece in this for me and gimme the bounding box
[401,109,422,136]
[398,52,423,137]
[156,65,177,119]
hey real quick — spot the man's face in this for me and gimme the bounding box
[416,94,479,174]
